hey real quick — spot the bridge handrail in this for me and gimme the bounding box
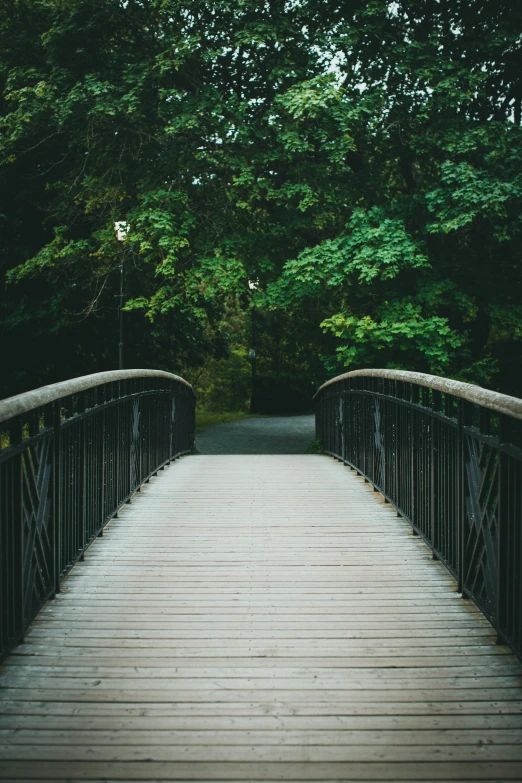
[315,369,522,660]
[0,370,196,661]
[315,369,522,420]
[0,369,193,424]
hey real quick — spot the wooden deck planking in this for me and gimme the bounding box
[1,453,521,781]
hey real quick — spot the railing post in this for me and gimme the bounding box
[78,393,87,558]
[431,390,441,558]
[9,418,24,643]
[394,380,400,514]
[101,385,107,523]
[52,401,62,594]
[170,395,176,460]
[457,399,473,595]
[496,414,510,645]
[457,398,464,593]
[407,383,417,534]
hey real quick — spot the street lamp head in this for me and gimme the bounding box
[114,221,128,242]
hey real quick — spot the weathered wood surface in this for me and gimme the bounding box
[1,454,521,781]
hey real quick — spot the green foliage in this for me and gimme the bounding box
[265,207,429,306]
[425,160,522,237]
[307,438,324,455]
[189,349,252,413]
[321,303,467,375]
[1,0,521,399]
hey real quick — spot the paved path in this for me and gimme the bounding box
[1,454,521,781]
[196,414,315,454]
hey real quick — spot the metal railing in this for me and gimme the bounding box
[315,369,522,659]
[0,370,195,660]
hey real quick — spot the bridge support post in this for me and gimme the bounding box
[496,414,510,645]
[10,419,24,643]
[52,401,62,596]
[457,399,465,594]
[457,400,473,596]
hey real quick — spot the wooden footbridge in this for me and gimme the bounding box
[0,369,521,781]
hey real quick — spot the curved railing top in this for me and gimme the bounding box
[0,369,195,425]
[315,368,522,421]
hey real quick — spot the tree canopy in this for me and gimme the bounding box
[1,0,521,401]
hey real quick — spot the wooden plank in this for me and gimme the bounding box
[2,760,522,781]
[3,676,521,692]
[11,651,510,667]
[3,727,522,746]
[2,687,521,703]
[2,658,521,680]
[2,714,522,731]
[25,624,495,635]
[2,699,522,717]
[5,640,507,654]
[2,742,522,761]
[4,663,521,677]
[26,625,496,638]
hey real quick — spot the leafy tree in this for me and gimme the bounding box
[1,0,521,399]
[263,0,522,392]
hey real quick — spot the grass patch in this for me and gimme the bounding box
[307,437,324,454]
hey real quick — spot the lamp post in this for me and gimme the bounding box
[248,280,258,414]
[114,222,128,370]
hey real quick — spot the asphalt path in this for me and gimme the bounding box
[196,414,315,454]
